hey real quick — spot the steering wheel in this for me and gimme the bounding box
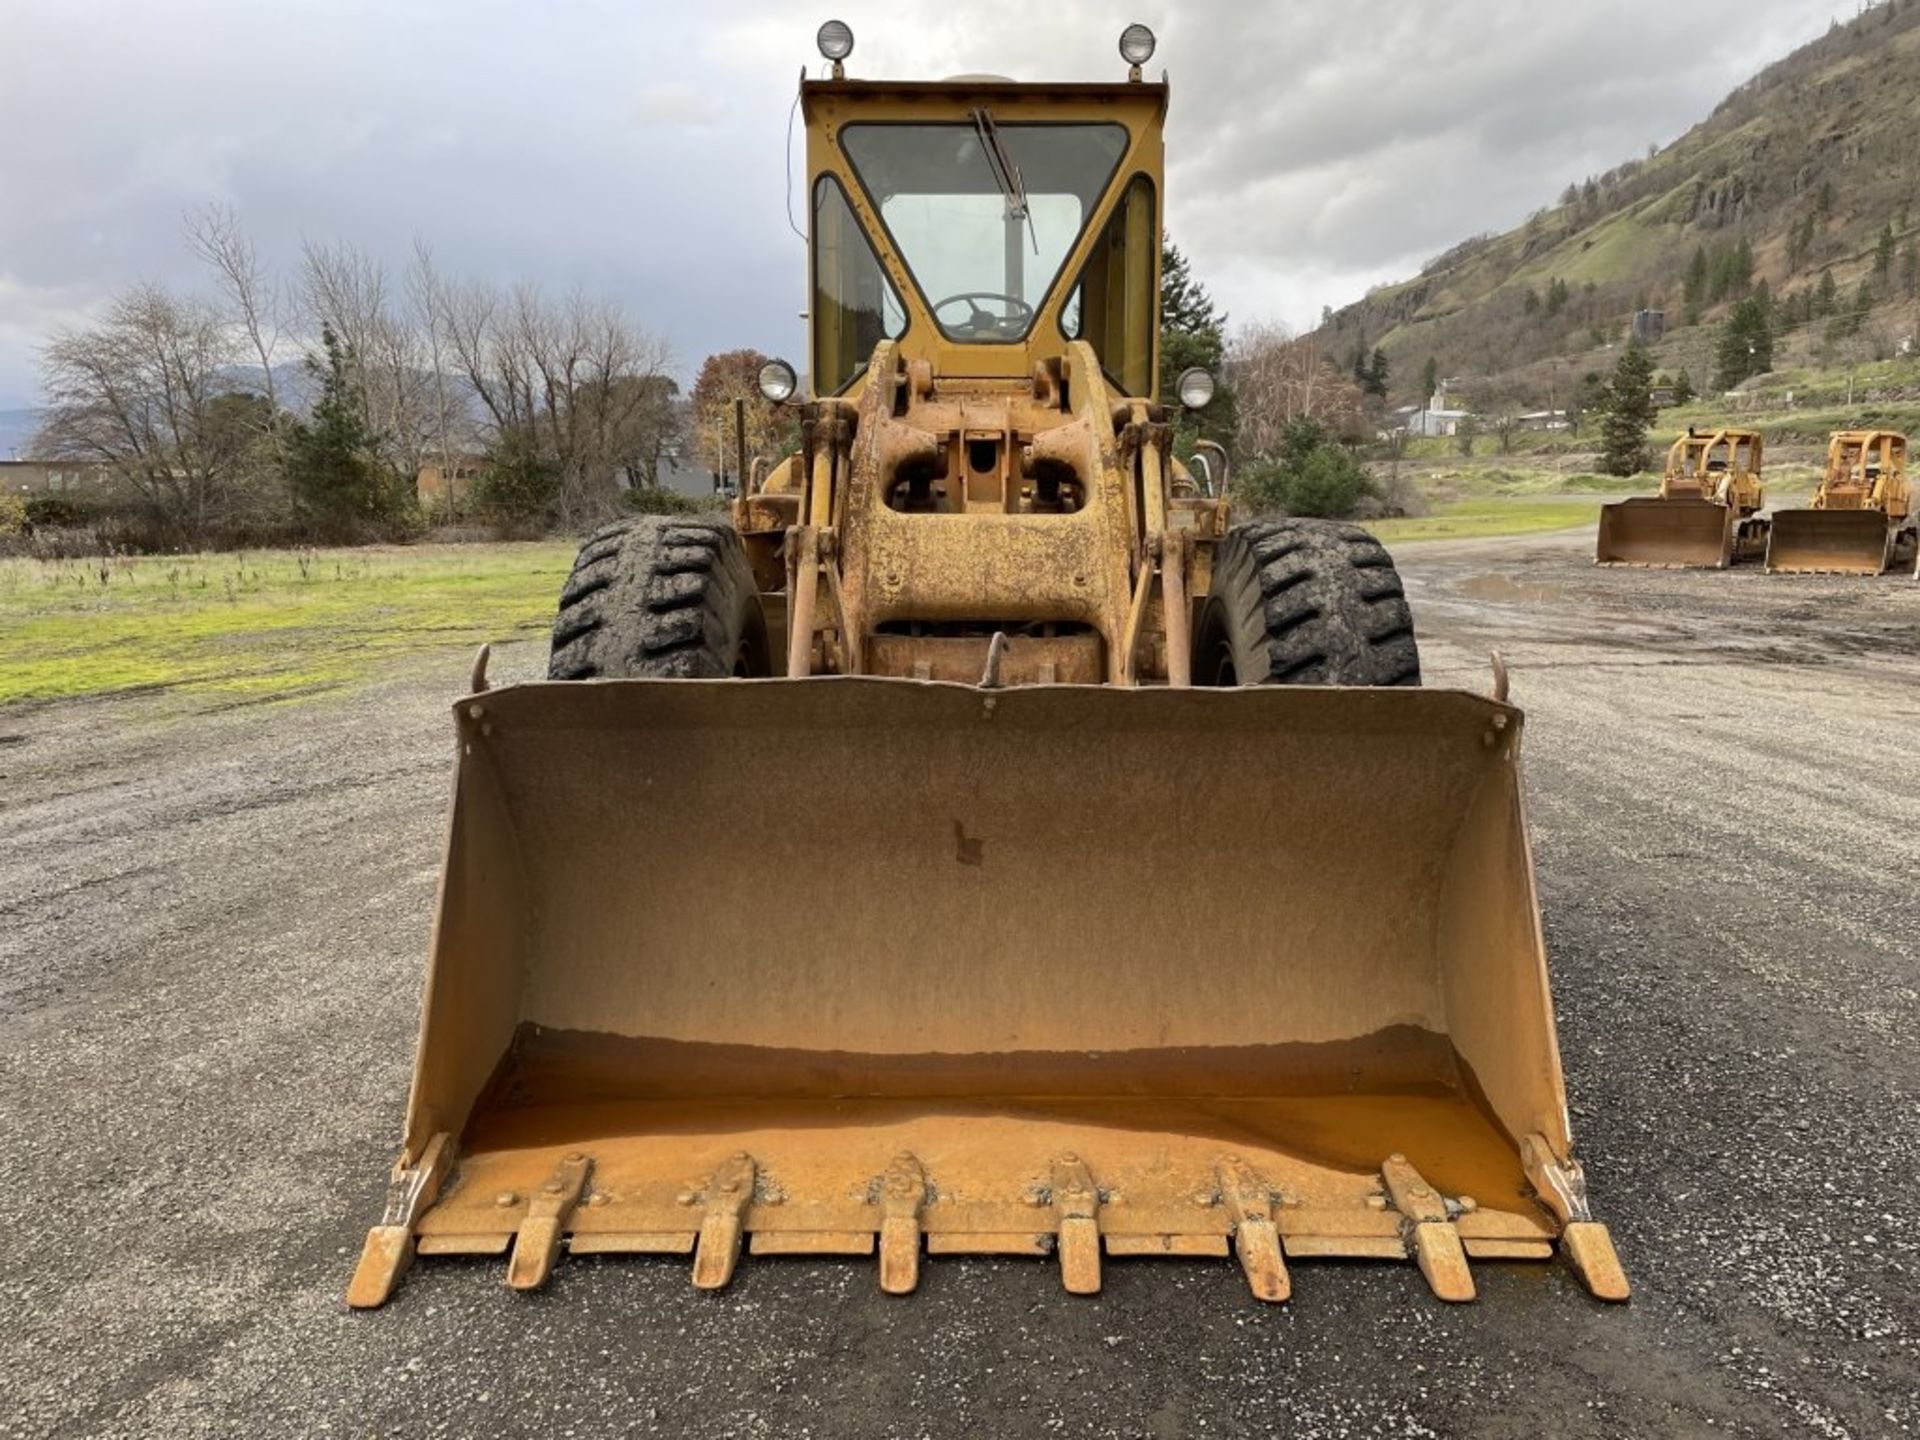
[933,291,1033,339]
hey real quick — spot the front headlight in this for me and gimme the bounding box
[1176,367,1215,410]
[817,20,855,62]
[757,358,798,404]
[1118,24,1156,66]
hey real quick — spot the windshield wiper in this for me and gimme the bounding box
[971,107,1039,256]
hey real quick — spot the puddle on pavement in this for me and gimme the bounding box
[1456,573,1567,604]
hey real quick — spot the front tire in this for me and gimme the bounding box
[548,516,772,680]
[1195,519,1420,687]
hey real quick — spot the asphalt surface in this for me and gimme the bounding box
[2,529,1917,1438]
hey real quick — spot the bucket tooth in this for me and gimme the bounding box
[1382,1154,1475,1302]
[876,1152,929,1296]
[691,1152,757,1291]
[1051,1154,1102,1296]
[506,1151,591,1292]
[346,1132,453,1309]
[1215,1156,1291,1303]
[1561,1222,1631,1302]
[1521,1134,1630,1302]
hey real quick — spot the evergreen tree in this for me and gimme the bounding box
[1236,417,1378,518]
[1714,296,1774,391]
[1826,279,1878,341]
[1683,246,1710,322]
[283,324,402,532]
[1672,368,1696,405]
[1161,241,1223,336]
[1902,243,1920,300]
[1358,347,1390,400]
[1598,343,1656,476]
[1816,268,1839,318]
[1787,214,1816,273]
[474,423,562,523]
[1420,356,1440,405]
[1875,222,1898,286]
[1159,241,1236,455]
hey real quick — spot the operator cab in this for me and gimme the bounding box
[798,29,1167,402]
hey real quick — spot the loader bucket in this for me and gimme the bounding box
[349,678,1626,1307]
[1764,508,1893,575]
[1595,497,1734,568]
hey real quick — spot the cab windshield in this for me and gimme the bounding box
[841,120,1128,343]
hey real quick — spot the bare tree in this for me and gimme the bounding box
[406,241,473,520]
[34,285,270,531]
[184,204,285,427]
[299,239,440,482]
[438,277,675,525]
[1229,323,1369,458]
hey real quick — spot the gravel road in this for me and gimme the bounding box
[2,529,1916,1438]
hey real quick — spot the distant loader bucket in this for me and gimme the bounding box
[1765,508,1893,575]
[348,679,1626,1308]
[1595,497,1734,568]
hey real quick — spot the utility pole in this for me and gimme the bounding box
[734,397,749,499]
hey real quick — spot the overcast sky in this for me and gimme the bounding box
[0,0,1840,408]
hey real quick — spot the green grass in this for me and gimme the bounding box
[1366,498,1602,544]
[0,542,577,706]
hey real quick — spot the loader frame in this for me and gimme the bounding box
[348,40,1629,1314]
[1595,428,1766,569]
[730,76,1215,688]
[1765,430,1914,575]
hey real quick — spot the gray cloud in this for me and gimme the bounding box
[0,0,1837,406]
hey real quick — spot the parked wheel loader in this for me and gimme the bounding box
[1595,427,1767,568]
[1766,430,1914,574]
[349,22,1626,1312]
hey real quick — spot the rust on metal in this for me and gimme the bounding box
[1521,1133,1630,1302]
[346,1131,454,1309]
[1215,1156,1291,1302]
[1382,1153,1475,1302]
[505,1150,591,1292]
[690,1152,757,1291]
[350,29,1626,1314]
[877,1152,930,1294]
[1050,1153,1103,1296]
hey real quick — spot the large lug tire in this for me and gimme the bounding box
[548,516,773,680]
[1195,518,1420,687]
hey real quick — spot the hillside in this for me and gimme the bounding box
[1318,0,1920,410]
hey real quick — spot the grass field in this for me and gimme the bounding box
[0,542,576,706]
[0,509,1609,707]
[1365,497,1600,544]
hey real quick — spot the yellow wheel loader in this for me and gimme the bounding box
[349,22,1626,1311]
[1595,428,1767,568]
[1766,430,1915,575]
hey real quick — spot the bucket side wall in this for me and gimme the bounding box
[1434,750,1571,1157]
[402,735,531,1156]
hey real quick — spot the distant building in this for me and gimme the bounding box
[0,459,116,496]
[415,453,487,511]
[1517,410,1571,432]
[1633,309,1667,344]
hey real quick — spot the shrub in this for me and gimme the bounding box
[1235,418,1380,518]
[624,485,708,517]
